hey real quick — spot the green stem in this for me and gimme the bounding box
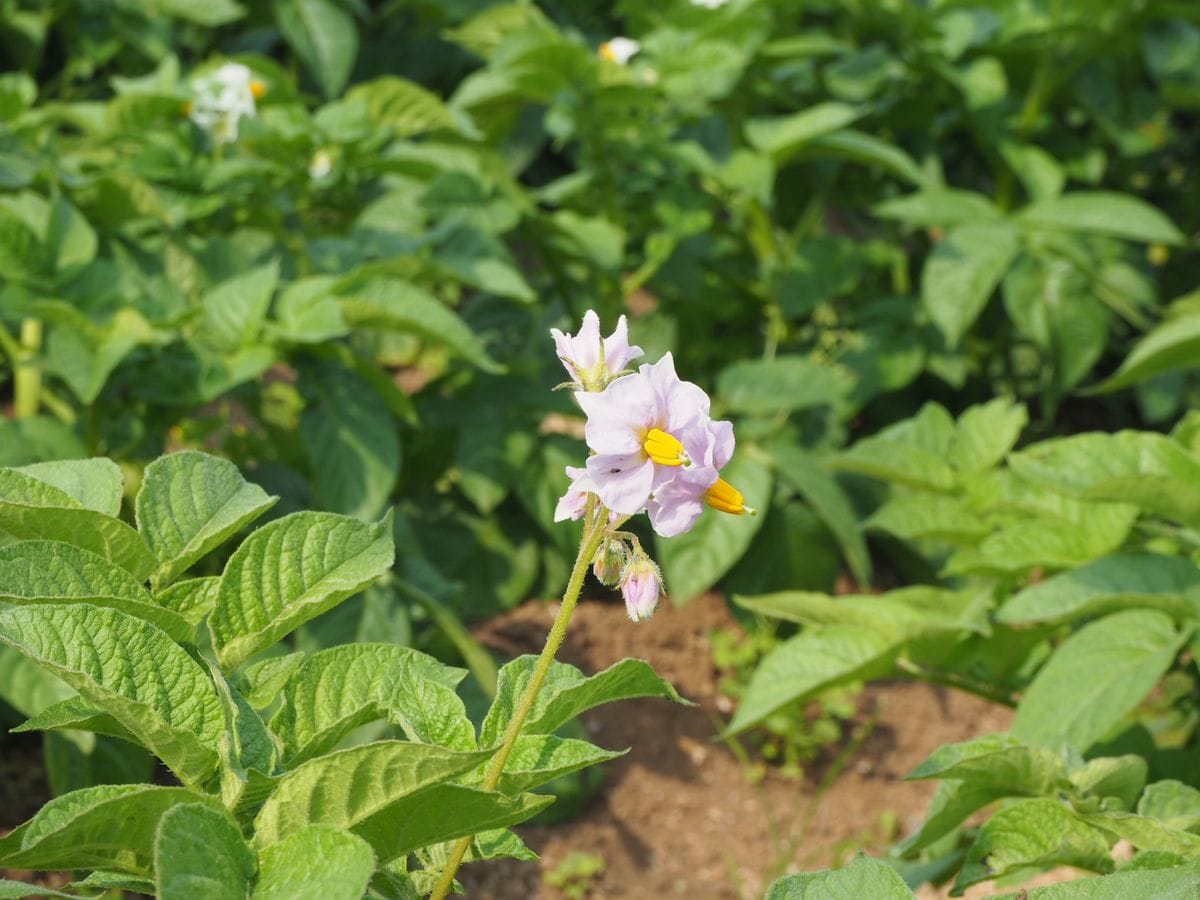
[428,513,608,900]
[13,318,43,419]
[896,658,1017,709]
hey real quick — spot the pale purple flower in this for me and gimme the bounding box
[575,352,729,521]
[621,556,660,621]
[645,418,735,537]
[553,466,596,522]
[551,310,642,390]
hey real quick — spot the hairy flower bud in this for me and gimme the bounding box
[620,555,661,622]
[592,540,627,587]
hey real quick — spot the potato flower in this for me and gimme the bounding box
[551,309,642,391]
[598,37,641,65]
[187,62,265,144]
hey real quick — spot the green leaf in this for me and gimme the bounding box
[953,398,1028,473]
[1070,755,1147,811]
[735,585,986,641]
[1092,313,1200,393]
[16,458,122,515]
[716,357,849,415]
[198,261,280,354]
[0,541,192,643]
[897,779,1012,856]
[921,221,1020,345]
[765,854,914,899]
[237,651,308,710]
[1139,780,1200,831]
[954,798,1113,892]
[273,276,349,344]
[907,733,1068,794]
[157,576,222,624]
[1019,192,1185,245]
[726,626,897,736]
[1008,431,1200,527]
[300,363,399,521]
[338,280,504,372]
[745,102,863,161]
[14,694,134,744]
[768,444,871,586]
[868,493,988,543]
[805,129,927,186]
[831,403,957,490]
[1079,810,1200,856]
[657,453,772,603]
[0,784,221,872]
[274,0,358,99]
[0,645,73,721]
[252,825,376,900]
[253,740,488,848]
[344,77,458,137]
[152,0,245,25]
[155,803,254,900]
[998,554,1200,625]
[1014,862,1200,898]
[210,510,395,672]
[1011,610,1189,752]
[480,657,687,748]
[270,643,472,765]
[137,450,278,588]
[476,734,624,795]
[0,880,75,898]
[873,189,1002,228]
[432,226,535,303]
[0,604,223,785]
[0,468,156,580]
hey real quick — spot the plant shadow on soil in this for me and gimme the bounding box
[463,592,1018,900]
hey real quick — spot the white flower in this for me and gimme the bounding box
[599,37,641,65]
[690,0,730,7]
[188,63,265,144]
[309,148,333,180]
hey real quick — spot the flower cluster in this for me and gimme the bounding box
[187,63,266,144]
[552,311,751,620]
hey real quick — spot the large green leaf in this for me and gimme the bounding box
[136,450,278,589]
[896,779,1012,856]
[1139,780,1200,831]
[873,188,1001,228]
[344,77,459,138]
[269,643,472,764]
[805,129,927,186]
[831,403,957,491]
[480,656,686,748]
[274,0,358,99]
[0,604,223,785]
[1018,192,1184,245]
[1009,431,1200,527]
[300,363,399,521]
[474,734,624,795]
[0,784,221,873]
[906,733,1068,794]
[197,261,279,354]
[0,541,192,642]
[745,102,863,161]
[768,445,871,586]
[155,803,254,900]
[210,510,395,672]
[16,458,122,515]
[1011,610,1189,752]
[952,398,1028,473]
[726,626,898,735]
[1092,313,1200,393]
[998,553,1200,625]
[765,854,914,899]
[921,221,1019,345]
[1015,862,1200,898]
[0,468,156,580]
[1080,810,1200,856]
[716,357,849,416]
[252,825,376,900]
[657,452,772,603]
[954,798,1113,892]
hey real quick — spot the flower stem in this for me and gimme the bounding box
[13,318,42,420]
[428,514,607,899]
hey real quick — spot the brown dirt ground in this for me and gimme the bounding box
[462,591,1042,900]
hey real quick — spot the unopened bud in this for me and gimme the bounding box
[620,555,660,622]
[592,540,626,587]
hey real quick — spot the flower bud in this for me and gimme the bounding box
[592,540,626,587]
[620,555,661,622]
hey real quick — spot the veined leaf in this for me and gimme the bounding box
[745,102,863,161]
[1012,862,1200,897]
[270,643,472,765]
[921,221,1019,346]
[0,604,223,785]
[765,854,914,899]
[0,540,192,642]
[480,657,687,748]
[252,825,376,900]
[897,779,1012,856]
[1018,192,1184,245]
[136,450,278,589]
[155,803,254,900]
[0,784,221,873]
[0,468,156,580]
[210,510,395,672]
[873,189,1001,228]
[906,733,1068,794]
[1080,810,1200,856]
[156,576,222,624]
[274,0,358,99]
[1011,610,1189,752]
[469,734,624,795]
[16,458,122,516]
[1139,780,1200,831]
[726,626,898,736]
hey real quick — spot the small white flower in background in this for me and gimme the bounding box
[690,0,731,7]
[187,63,265,144]
[598,37,641,65]
[309,148,334,180]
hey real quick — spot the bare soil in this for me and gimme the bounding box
[464,592,1017,900]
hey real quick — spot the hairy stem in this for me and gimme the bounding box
[429,513,607,899]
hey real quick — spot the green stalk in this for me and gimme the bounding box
[13,318,43,419]
[428,513,608,900]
